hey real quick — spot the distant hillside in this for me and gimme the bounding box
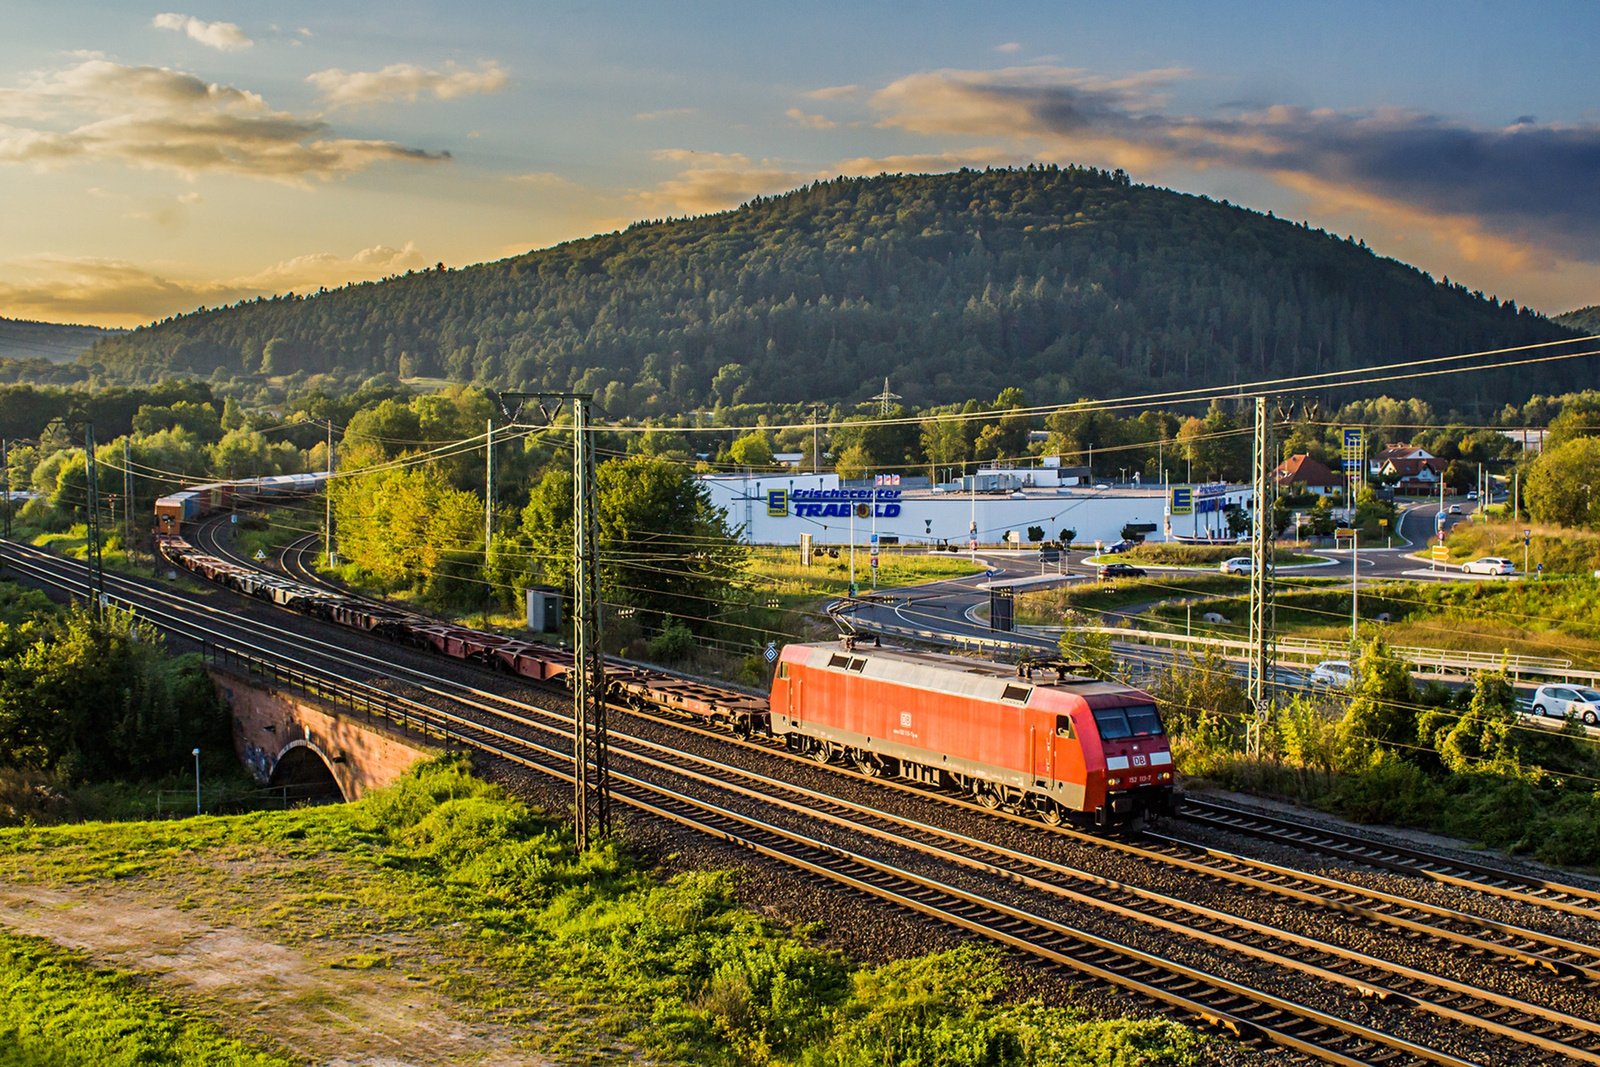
[1556,305,1600,336]
[1,317,123,363]
[83,167,1579,415]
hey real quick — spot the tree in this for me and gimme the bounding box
[1335,638,1420,771]
[519,455,746,631]
[1423,670,1521,775]
[221,396,246,431]
[261,337,290,376]
[1026,526,1044,543]
[834,444,869,481]
[728,431,774,468]
[1546,392,1600,450]
[1058,528,1075,546]
[1525,436,1600,527]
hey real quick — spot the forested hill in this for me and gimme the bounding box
[1556,306,1600,336]
[83,167,1578,415]
[1,317,123,363]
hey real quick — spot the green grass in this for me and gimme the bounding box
[0,760,1205,1066]
[1114,543,1322,567]
[1016,574,1256,626]
[0,927,292,1067]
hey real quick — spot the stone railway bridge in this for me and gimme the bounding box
[209,668,438,801]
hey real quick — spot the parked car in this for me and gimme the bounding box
[1104,539,1137,554]
[1093,483,1111,491]
[1097,562,1148,579]
[1530,685,1600,726]
[1308,660,1355,688]
[1447,503,1463,515]
[1461,556,1516,576]
[1220,557,1253,575]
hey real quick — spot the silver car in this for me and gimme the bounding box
[1461,557,1516,576]
[1220,557,1252,575]
[1308,660,1354,688]
[1531,685,1600,726]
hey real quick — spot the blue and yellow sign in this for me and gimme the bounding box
[766,489,788,517]
[1170,485,1194,516]
[1342,427,1365,473]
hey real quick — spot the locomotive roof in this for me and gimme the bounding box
[792,641,1142,701]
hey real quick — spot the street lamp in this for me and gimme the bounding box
[192,748,201,816]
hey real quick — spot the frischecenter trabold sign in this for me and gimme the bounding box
[767,487,902,519]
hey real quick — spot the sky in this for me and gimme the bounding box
[3,1,1599,328]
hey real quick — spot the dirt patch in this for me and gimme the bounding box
[0,881,553,1066]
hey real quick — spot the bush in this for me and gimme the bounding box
[647,622,698,662]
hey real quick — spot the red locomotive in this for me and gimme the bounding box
[770,641,1176,827]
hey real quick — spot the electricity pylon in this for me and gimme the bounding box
[1247,396,1276,756]
[496,391,609,849]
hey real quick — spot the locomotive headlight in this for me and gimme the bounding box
[1107,777,1121,787]
[1158,772,1172,781]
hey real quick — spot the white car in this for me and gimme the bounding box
[1531,685,1600,726]
[1220,557,1253,575]
[1461,557,1516,576]
[1309,660,1354,688]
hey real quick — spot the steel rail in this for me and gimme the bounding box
[1182,797,1600,918]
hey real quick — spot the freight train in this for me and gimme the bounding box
[155,484,1174,826]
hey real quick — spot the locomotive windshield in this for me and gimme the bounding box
[1091,704,1165,740]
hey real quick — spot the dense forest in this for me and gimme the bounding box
[77,167,1579,417]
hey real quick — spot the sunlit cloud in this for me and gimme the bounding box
[634,151,818,215]
[0,242,429,326]
[995,42,1022,53]
[870,65,1600,265]
[307,61,509,107]
[634,108,695,121]
[151,13,253,52]
[0,59,449,180]
[785,108,835,130]
[803,85,858,100]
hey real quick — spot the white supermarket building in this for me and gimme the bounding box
[699,463,1254,548]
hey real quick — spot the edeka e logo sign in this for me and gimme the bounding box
[767,489,788,517]
[787,487,902,519]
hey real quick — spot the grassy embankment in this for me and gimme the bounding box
[0,760,1204,1066]
[1445,519,1600,574]
[1111,543,1322,567]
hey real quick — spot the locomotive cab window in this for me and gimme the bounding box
[1055,715,1075,739]
[847,657,867,672]
[1091,704,1166,740]
[1001,684,1031,704]
[828,654,851,669]
[777,662,789,679]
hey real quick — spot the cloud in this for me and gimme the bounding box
[634,151,817,215]
[869,64,1600,264]
[804,85,858,100]
[0,59,449,180]
[152,13,253,51]
[785,107,835,130]
[0,242,429,325]
[307,61,509,107]
[507,170,575,187]
[634,108,695,121]
[835,147,1024,175]
[995,42,1021,53]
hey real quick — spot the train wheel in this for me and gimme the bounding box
[810,741,837,765]
[852,751,883,777]
[1039,803,1063,826]
[974,783,1001,809]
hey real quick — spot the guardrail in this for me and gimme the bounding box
[201,641,462,749]
[1018,624,1591,684]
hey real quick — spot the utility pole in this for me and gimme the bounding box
[324,420,335,568]
[483,416,494,628]
[1351,530,1360,646]
[1246,396,1276,757]
[123,436,133,558]
[1,438,9,540]
[495,391,609,850]
[811,404,823,474]
[83,421,104,618]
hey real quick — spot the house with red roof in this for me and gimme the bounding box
[1272,453,1341,496]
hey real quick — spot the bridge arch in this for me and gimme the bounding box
[268,739,347,802]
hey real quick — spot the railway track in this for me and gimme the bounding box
[1181,795,1600,919]
[10,539,1600,1065]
